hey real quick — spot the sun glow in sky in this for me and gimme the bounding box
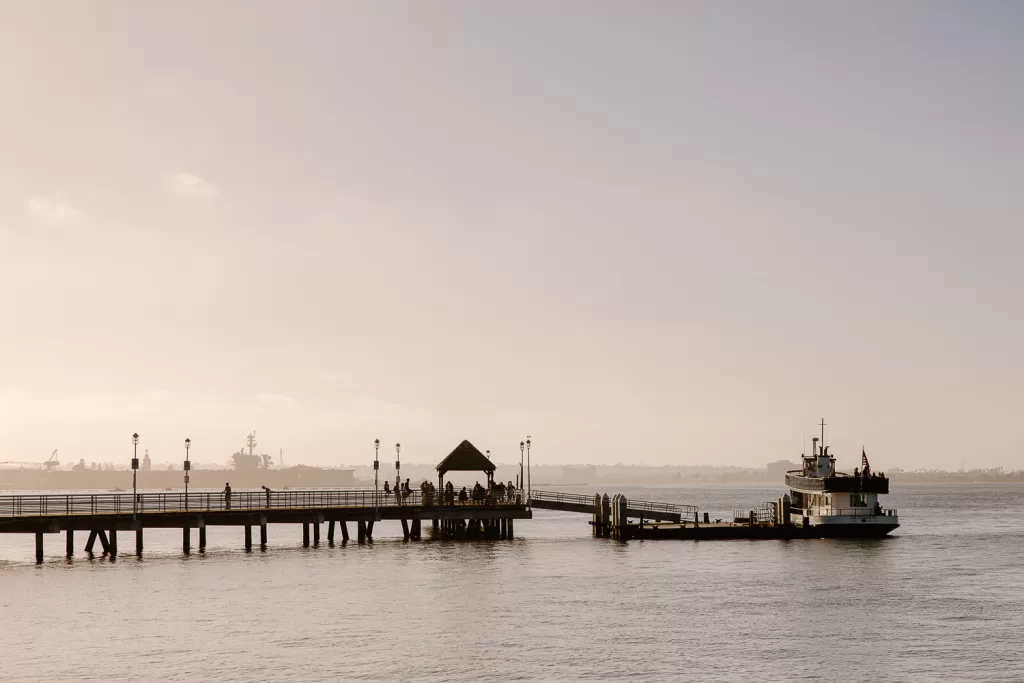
[1,1,1021,470]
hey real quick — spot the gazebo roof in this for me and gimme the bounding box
[436,440,496,476]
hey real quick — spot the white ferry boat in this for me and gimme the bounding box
[784,422,899,537]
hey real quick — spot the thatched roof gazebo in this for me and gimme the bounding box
[436,440,496,490]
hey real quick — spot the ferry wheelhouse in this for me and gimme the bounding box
[784,425,899,537]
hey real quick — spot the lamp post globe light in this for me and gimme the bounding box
[486,450,491,486]
[395,443,401,493]
[131,433,140,519]
[184,438,191,510]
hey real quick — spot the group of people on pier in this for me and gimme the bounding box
[379,478,519,506]
[439,480,518,506]
[382,478,415,503]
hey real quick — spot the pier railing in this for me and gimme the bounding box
[630,498,698,519]
[527,490,594,508]
[0,488,524,518]
[733,507,776,524]
[528,490,698,519]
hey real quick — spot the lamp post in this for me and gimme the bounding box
[520,441,525,493]
[526,436,531,496]
[374,439,380,509]
[486,450,491,487]
[395,443,401,496]
[184,438,191,510]
[131,433,139,519]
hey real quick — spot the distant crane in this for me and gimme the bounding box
[0,449,61,470]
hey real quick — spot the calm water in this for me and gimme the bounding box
[1,483,1022,682]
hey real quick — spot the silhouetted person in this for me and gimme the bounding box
[262,485,272,508]
[459,487,468,504]
[384,481,391,496]
[224,482,232,510]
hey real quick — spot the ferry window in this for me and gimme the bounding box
[850,493,867,507]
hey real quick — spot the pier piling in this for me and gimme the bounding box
[313,521,320,546]
[611,494,629,541]
[109,529,118,558]
[327,520,335,543]
[357,520,366,544]
[136,528,143,557]
[260,516,267,550]
[302,523,310,548]
[199,523,207,552]
[245,524,252,552]
[602,494,611,538]
[340,520,349,543]
[84,530,97,554]
[366,520,374,541]
[182,527,190,555]
[400,519,410,541]
[35,531,43,564]
[66,529,74,558]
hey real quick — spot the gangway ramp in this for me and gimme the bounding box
[529,490,694,523]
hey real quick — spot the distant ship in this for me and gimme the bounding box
[230,432,273,470]
[783,421,899,537]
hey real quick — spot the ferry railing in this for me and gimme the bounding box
[0,488,526,518]
[790,506,898,518]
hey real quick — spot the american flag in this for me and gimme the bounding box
[862,447,870,471]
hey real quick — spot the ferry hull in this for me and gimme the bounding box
[806,522,899,538]
[790,513,900,538]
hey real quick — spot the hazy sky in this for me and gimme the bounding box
[1,1,1021,472]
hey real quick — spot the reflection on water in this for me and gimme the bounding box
[0,484,1022,682]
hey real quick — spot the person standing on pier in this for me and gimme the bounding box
[224,482,232,510]
[262,485,272,508]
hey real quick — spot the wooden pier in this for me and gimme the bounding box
[0,489,530,563]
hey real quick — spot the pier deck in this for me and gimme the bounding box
[0,489,530,562]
